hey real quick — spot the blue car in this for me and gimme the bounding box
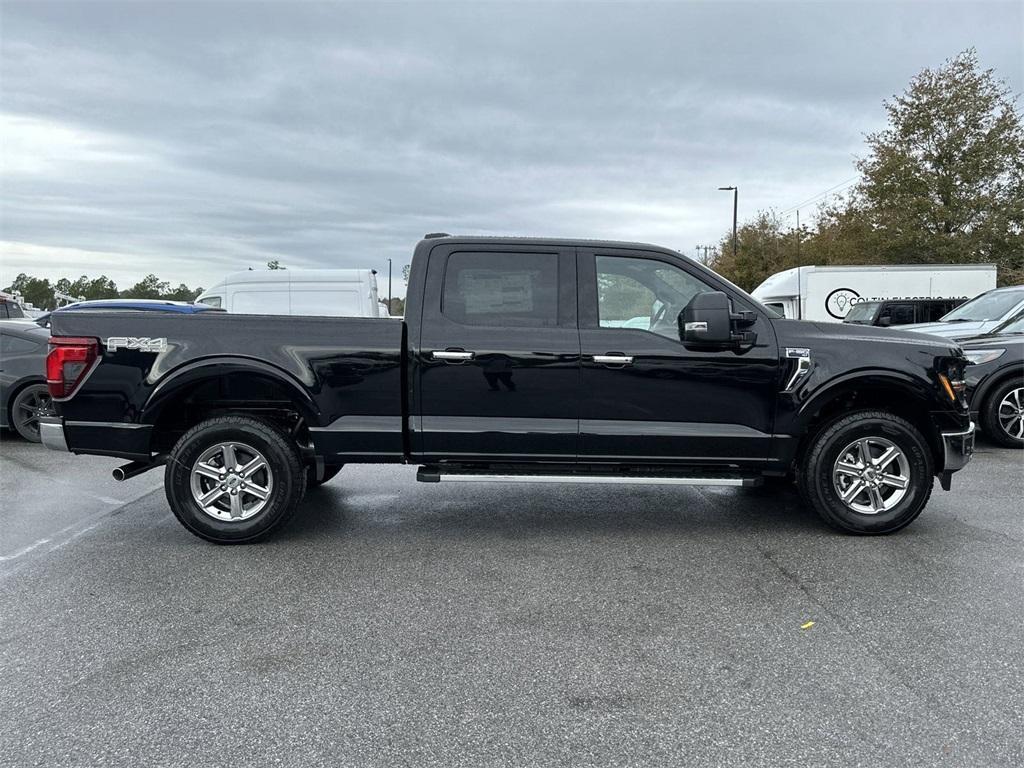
[36,299,223,328]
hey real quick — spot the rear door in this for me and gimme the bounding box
[415,243,579,461]
[577,247,779,465]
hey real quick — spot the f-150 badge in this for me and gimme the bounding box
[106,336,167,353]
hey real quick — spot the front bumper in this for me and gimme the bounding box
[39,417,68,452]
[940,421,975,473]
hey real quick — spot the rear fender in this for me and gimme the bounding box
[140,357,321,426]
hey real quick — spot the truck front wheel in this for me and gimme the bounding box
[165,415,307,544]
[797,410,934,534]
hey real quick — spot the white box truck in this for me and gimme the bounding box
[196,269,383,317]
[751,264,997,322]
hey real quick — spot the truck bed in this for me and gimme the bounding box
[51,311,405,460]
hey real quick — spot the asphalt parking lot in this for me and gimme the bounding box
[1,434,1022,767]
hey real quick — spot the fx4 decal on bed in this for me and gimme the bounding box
[106,336,168,353]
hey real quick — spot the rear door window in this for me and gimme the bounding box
[442,251,559,327]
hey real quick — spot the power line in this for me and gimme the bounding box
[778,176,859,217]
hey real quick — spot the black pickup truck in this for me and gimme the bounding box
[41,235,975,543]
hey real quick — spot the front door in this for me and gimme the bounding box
[416,243,579,462]
[577,248,779,467]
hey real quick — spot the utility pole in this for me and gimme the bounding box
[718,186,738,260]
[693,245,715,265]
[795,209,800,263]
[387,258,393,311]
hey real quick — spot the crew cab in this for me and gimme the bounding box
[41,236,975,543]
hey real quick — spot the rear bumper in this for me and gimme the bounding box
[38,416,153,460]
[40,417,68,452]
[940,421,975,473]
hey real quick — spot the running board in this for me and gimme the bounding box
[417,468,762,487]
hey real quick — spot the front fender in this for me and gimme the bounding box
[794,369,931,431]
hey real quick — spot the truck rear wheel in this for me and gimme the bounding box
[165,415,306,544]
[797,410,933,534]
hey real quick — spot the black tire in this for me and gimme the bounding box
[165,415,306,544]
[307,463,343,487]
[10,383,53,443]
[980,378,1024,448]
[797,409,934,535]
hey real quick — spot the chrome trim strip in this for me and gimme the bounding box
[310,415,403,433]
[420,416,575,434]
[65,421,150,430]
[427,474,751,486]
[580,420,767,437]
[39,417,68,452]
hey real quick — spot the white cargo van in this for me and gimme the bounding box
[751,264,996,322]
[196,269,382,317]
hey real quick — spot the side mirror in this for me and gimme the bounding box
[877,316,892,327]
[679,291,732,345]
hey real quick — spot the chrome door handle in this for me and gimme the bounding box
[431,350,475,361]
[593,354,634,365]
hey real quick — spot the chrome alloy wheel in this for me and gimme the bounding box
[832,437,911,515]
[189,442,273,522]
[997,387,1024,440]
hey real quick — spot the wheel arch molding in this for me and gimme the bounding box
[972,365,1024,415]
[792,370,940,447]
[140,357,322,427]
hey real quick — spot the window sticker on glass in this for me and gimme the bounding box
[460,270,536,314]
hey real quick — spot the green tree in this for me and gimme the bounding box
[4,273,55,309]
[820,49,1024,283]
[381,297,405,316]
[711,50,1024,289]
[164,283,203,301]
[708,211,809,291]
[402,264,411,283]
[75,275,119,300]
[267,260,284,270]
[121,274,170,299]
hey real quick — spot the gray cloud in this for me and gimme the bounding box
[2,1,1021,293]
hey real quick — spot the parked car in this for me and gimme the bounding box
[41,235,973,542]
[0,294,30,320]
[196,269,384,317]
[751,264,994,322]
[959,313,1024,448]
[36,299,223,328]
[899,285,1024,339]
[843,298,965,327]
[0,319,52,442]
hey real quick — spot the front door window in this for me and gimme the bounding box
[595,255,713,340]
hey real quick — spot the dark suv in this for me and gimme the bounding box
[844,298,964,327]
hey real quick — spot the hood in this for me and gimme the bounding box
[772,318,961,354]
[959,332,1024,350]
[897,320,990,338]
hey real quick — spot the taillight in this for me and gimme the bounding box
[46,337,100,399]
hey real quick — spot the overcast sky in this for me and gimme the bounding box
[1,1,1021,296]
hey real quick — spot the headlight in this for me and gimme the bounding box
[964,349,1006,365]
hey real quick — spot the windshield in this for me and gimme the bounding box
[992,312,1024,335]
[843,302,880,324]
[941,288,1024,322]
